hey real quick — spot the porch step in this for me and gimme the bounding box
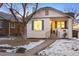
[50,33,57,39]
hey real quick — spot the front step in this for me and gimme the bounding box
[50,33,57,39]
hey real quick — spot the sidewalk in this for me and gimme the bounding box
[0,39,56,56]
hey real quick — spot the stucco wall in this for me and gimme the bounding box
[32,9,66,18]
[27,18,50,38]
[27,18,70,38]
[27,8,72,38]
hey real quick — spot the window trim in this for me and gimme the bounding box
[32,20,44,31]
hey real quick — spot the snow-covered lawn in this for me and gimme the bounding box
[38,39,79,56]
[0,40,45,53]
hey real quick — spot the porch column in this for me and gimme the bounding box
[67,18,73,38]
[8,22,10,37]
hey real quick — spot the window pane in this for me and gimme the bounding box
[51,21,55,30]
[57,21,61,28]
[34,20,42,31]
[61,21,65,28]
[57,21,65,28]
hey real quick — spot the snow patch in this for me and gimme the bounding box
[0,40,45,53]
[38,39,79,56]
[16,40,45,50]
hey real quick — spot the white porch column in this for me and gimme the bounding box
[67,18,73,38]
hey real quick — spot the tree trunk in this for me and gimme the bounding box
[20,23,27,40]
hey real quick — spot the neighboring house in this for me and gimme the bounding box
[73,19,79,30]
[27,7,74,39]
[0,12,22,36]
[73,19,79,38]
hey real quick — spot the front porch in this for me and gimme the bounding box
[49,17,73,39]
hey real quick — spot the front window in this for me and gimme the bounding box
[57,21,65,28]
[32,20,44,31]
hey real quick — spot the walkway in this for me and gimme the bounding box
[0,39,56,56]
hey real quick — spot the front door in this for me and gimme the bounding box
[50,21,56,34]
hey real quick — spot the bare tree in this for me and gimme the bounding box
[64,8,79,30]
[0,3,3,8]
[1,3,38,39]
[64,8,79,19]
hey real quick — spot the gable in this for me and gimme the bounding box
[32,8,67,18]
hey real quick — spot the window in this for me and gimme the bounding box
[10,23,15,28]
[0,21,3,28]
[45,10,49,15]
[32,20,44,31]
[51,21,55,31]
[57,21,65,28]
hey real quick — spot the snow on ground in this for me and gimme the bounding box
[16,40,45,50]
[38,39,79,56]
[0,40,45,53]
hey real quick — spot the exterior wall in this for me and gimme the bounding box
[27,17,70,38]
[27,18,50,38]
[27,18,73,38]
[0,28,17,36]
[0,21,22,36]
[27,8,73,38]
[67,18,73,38]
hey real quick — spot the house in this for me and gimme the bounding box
[0,12,23,36]
[73,19,79,38]
[27,7,74,39]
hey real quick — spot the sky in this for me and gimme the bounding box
[1,3,79,20]
[1,3,79,13]
[38,3,79,12]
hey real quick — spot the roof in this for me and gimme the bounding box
[31,7,74,18]
[65,12,75,18]
[37,7,66,14]
[0,12,21,22]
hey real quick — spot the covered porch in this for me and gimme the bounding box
[49,17,73,39]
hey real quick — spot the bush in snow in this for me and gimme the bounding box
[16,47,26,53]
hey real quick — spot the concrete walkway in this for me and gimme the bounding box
[0,39,56,56]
